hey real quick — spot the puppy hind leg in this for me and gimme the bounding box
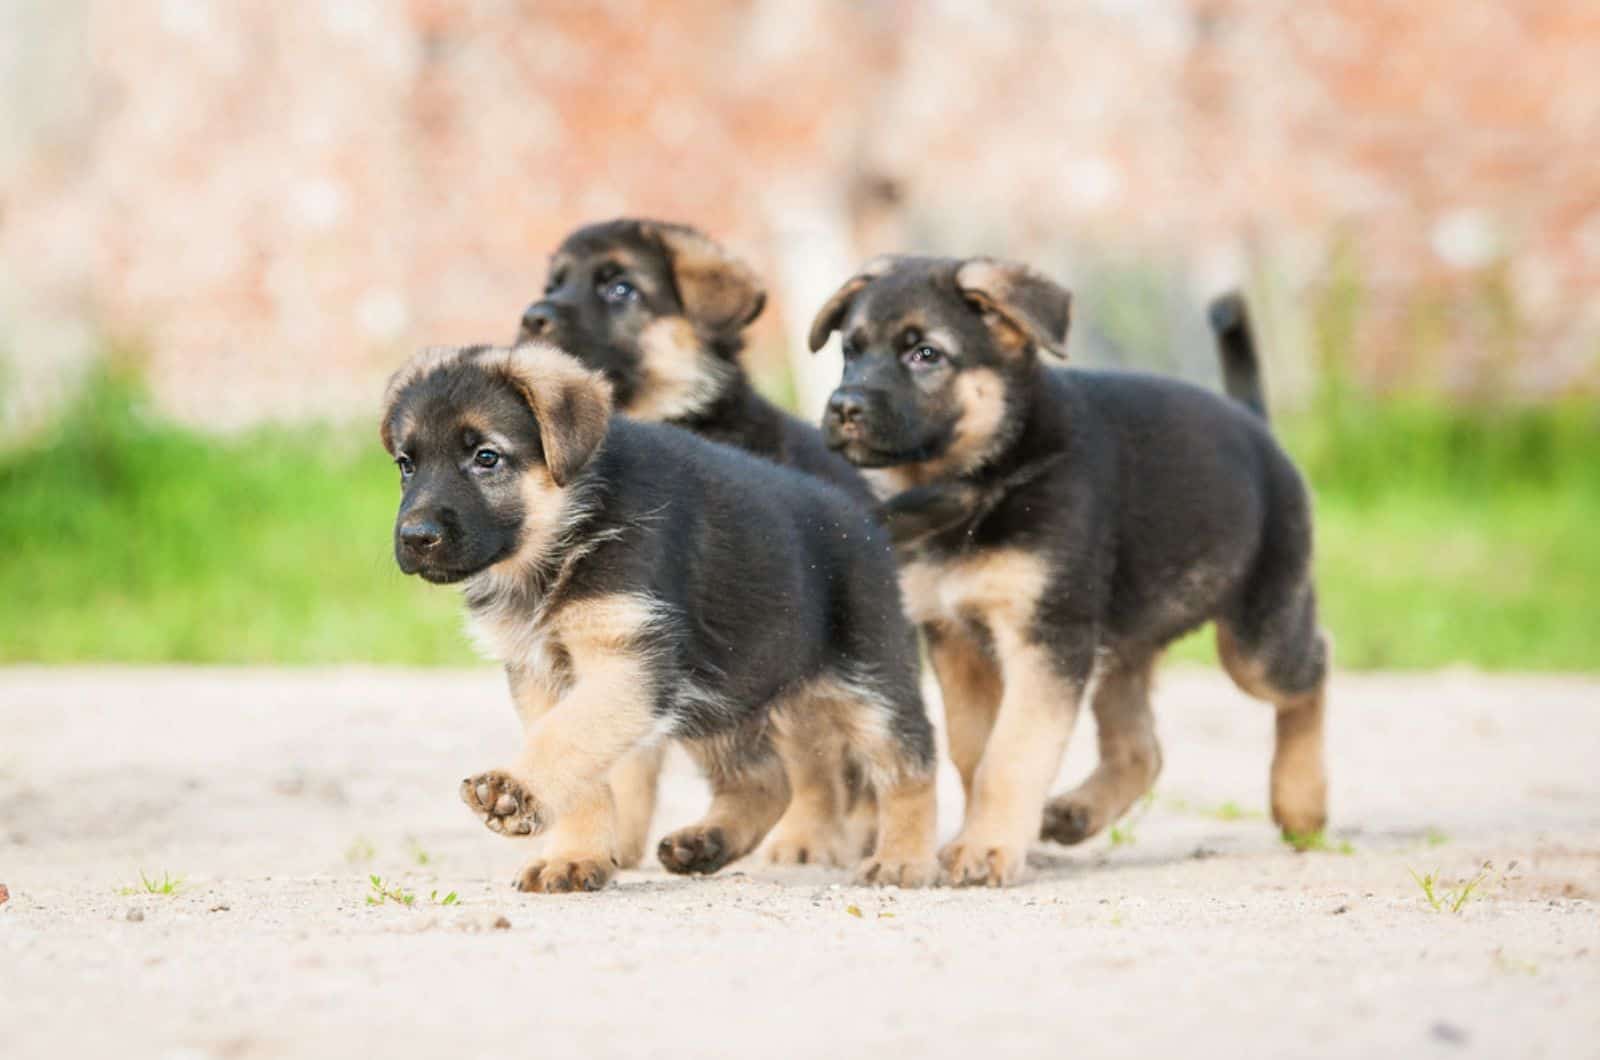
[1218,590,1329,838]
[842,692,939,888]
[1040,650,1162,846]
[765,731,852,867]
[607,742,666,869]
[658,728,791,876]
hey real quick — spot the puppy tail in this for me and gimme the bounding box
[1208,291,1269,423]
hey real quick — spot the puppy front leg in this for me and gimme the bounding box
[462,657,657,835]
[940,623,1091,887]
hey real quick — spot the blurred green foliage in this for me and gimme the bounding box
[2,361,1596,669]
[0,364,470,664]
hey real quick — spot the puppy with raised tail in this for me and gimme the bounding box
[811,258,1329,887]
[381,342,937,892]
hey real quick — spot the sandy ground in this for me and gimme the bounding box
[0,665,1596,1060]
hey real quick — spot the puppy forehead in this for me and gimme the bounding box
[553,222,665,272]
[392,366,537,449]
[846,268,970,342]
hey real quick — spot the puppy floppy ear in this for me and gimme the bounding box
[806,255,903,352]
[501,344,614,487]
[954,258,1072,358]
[646,223,766,334]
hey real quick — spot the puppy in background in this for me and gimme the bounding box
[381,343,937,892]
[517,219,875,868]
[812,258,1329,886]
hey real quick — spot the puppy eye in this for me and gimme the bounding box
[544,270,566,296]
[396,455,415,477]
[473,448,501,469]
[840,340,860,360]
[903,345,943,368]
[599,278,639,305]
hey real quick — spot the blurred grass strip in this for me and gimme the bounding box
[2,364,1596,669]
[0,364,471,664]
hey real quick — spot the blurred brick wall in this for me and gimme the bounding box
[2,0,1597,427]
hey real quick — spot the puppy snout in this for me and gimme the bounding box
[518,302,559,341]
[826,389,868,430]
[398,517,444,555]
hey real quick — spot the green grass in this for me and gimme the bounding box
[1409,863,1493,913]
[2,365,1596,668]
[1283,829,1355,855]
[0,366,470,664]
[120,869,184,896]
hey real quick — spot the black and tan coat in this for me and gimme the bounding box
[381,343,937,892]
[811,258,1330,887]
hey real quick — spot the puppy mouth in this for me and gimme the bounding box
[400,542,516,584]
[416,566,475,585]
[826,427,943,468]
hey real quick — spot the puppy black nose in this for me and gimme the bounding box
[519,302,557,340]
[827,390,867,426]
[399,520,443,553]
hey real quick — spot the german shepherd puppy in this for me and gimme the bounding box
[517,218,876,867]
[810,258,1329,887]
[381,342,937,892]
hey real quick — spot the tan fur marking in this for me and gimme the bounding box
[858,772,938,888]
[607,742,666,869]
[764,679,892,867]
[926,627,1003,800]
[626,316,735,422]
[899,548,1051,629]
[766,674,938,887]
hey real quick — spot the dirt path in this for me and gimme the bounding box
[1,666,1596,1059]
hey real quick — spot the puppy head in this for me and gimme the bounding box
[380,343,613,584]
[810,256,1070,481]
[515,219,765,421]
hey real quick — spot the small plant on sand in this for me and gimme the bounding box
[120,870,183,896]
[1409,862,1493,914]
[1108,792,1157,847]
[365,875,416,907]
[407,837,434,866]
[1284,829,1355,855]
[430,890,459,906]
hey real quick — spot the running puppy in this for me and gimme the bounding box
[811,258,1329,886]
[518,218,876,867]
[381,342,937,892]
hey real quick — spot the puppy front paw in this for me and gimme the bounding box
[460,770,545,837]
[939,835,1027,887]
[514,855,617,894]
[854,855,937,888]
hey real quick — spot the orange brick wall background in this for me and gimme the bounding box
[3,1,1597,428]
